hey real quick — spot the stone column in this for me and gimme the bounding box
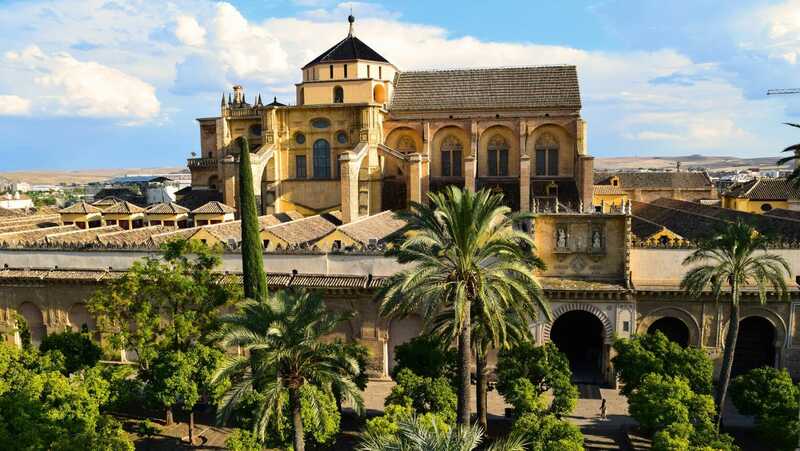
[577,155,594,213]
[520,155,531,212]
[222,156,237,208]
[408,153,423,203]
[464,155,476,192]
[339,152,359,223]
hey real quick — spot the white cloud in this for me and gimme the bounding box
[0,95,32,115]
[736,0,800,65]
[5,45,160,122]
[175,15,206,47]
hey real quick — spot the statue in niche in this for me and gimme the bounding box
[557,228,567,248]
[592,230,602,249]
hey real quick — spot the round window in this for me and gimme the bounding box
[761,203,773,212]
[336,131,348,144]
[295,133,306,145]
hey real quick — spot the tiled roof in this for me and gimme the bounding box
[303,34,389,69]
[91,196,122,207]
[264,213,340,246]
[59,201,102,214]
[0,225,79,246]
[390,66,581,112]
[632,201,722,241]
[192,201,236,214]
[151,214,291,246]
[0,221,60,234]
[101,201,145,214]
[145,202,190,215]
[630,216,666,240]
[96,225,175,247]
[45,225,122,246]
[764,209,800,222]
[594,171,714,190]
[724,178,800,200]
[0,214,60,228]
[176,189,223,210]
[337,211,407,245]
[593,185,626,196]
[0,206,25,217]
[646,198,800,241]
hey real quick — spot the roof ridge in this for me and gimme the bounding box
[401,64,576,74]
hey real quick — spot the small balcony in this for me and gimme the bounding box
[187,157,219,169]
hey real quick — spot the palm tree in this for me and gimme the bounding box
[432,307,540,431]
[358,415,527,451]
[776,122,800,187]
[680,221,790,427]
[379,187,550,425]
[212,289,365,451]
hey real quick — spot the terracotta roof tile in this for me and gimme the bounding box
[764,209,800,222]
[59,201,102,214]
[337,211,407,245]
[145,202,190,214]
[594,172,713,190]
[101,201,145,214]
[724,178,800,200]
[391,66,581,112]
[96,225,175,247]
[45,225,122,246]
[0,225,79,246]
[593,185,626,196]
[192,201,236,214]
[264,213,339,246]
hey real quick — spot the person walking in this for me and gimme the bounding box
[600,398,607,420]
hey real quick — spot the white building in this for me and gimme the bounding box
[0,192,34,210]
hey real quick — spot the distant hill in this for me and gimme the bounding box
[594,154,789,172]
[0,167,187,185]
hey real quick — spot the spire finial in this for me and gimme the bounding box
[347,11,355,37]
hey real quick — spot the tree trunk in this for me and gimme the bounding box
[188,410,195,445]
[457,299,472,425]
[291,388,305,451]
[715,294,740,430]
[476,348,488,431]
[165,406,174,426]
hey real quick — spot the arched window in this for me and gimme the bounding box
[487,135,509,176]
[535,132,559,176]
[397,136,416,152]
[373,84,386,103]
[440,136,462,177]
[313,139,331,179]
[333,86,344,103]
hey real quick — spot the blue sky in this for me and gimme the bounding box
[1,0,799,170]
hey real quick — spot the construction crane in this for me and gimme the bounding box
[766,88,800,95]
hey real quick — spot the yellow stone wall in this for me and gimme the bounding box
[592,193,628,212]
[722,196,788,214]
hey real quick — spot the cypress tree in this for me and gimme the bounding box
[236,136,268,301]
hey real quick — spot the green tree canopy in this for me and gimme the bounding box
[730,367,799,450]
[40,330,102,375]
[495,341,577,416]
[612,331,713,396]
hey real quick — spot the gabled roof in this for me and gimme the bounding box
[594,171,714,190]
[337,211,407,245]
[102,201,145,214]
[263,212,341,246]
[390,66,581,112]
[59,201,102,214]
[96,225,174,247]
[630,216,671,240]
[724,178,800,200]
[302,34,389,69]
[45,225,122,246]
[92,196,122,207]
[145,202,190,215]
[192,201,236,214]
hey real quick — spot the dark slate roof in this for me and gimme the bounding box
[647,198,800,241]
[630,216,665,240]
[764,209,800,222]
[390,66,581,112]
[303,35,389,69]
[724,178,800,200]
[594,171,713,190]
